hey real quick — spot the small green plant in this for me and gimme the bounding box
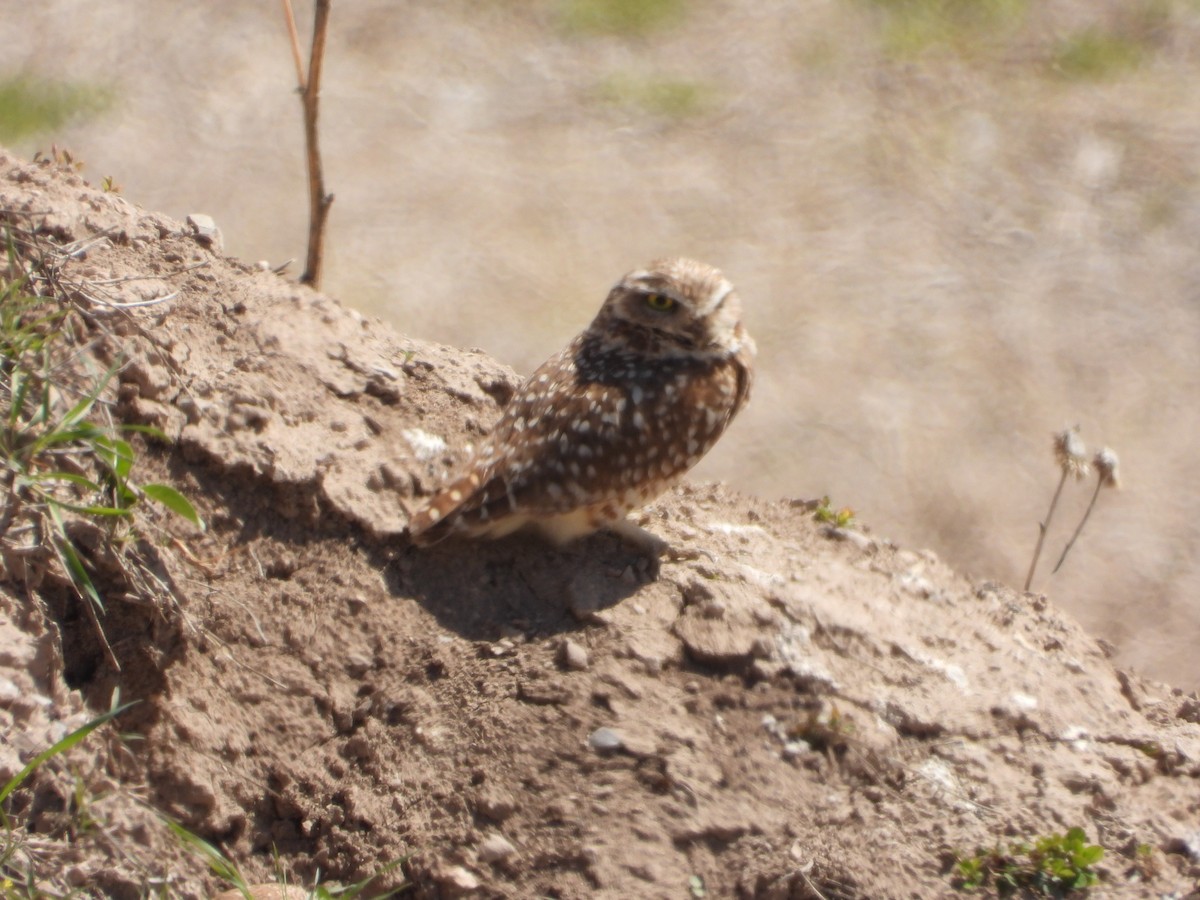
[813,496,856,528]
[1127,841,1159,881]
[31,144,84,170]
[954,827,1104,895]
[790,702,855,754]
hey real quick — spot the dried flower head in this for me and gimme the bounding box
[1094,447,1120,489]
[1053,428,1090,480]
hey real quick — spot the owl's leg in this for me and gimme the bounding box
[605,518,711,562]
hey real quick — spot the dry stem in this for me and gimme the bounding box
[1052,478,1104,575]
[281,0,334,288]
[1023,469,1067,592]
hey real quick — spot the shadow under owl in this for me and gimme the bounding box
[382,530,656,642]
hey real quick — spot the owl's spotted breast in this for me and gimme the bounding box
[408,258,755,551]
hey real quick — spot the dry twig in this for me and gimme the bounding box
[281,0,334,288]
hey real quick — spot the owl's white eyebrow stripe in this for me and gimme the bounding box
[697,280,733,316]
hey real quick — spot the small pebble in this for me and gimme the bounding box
[588,727,624,753]
[478,833,517,863]
[185,213,223,250]
[782,741,810,760]
[477,788,517,823]
[488,639,516,658]
[0,678,21,705]
[437,865,480,893]
[559,639,590,671]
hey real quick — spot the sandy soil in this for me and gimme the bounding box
[4,1,1200,691]
[3,151,1200,898]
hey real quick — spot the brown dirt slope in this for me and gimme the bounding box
[2,149,1199,899]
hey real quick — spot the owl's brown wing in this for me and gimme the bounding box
[409,379,632,544]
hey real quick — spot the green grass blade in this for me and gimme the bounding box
[23,470,103,491]
[93,435,135,481]
[164,819,251,894]
[327,856,410,898]
[7,367,32,428]
[49,359,120,436]
[54,533,105,609]
[56,389,104,433]
[46,499,134,517]
[0,703,133,804]
[47,504,104,611]
[28,421,104,452]
[142,483,205,530]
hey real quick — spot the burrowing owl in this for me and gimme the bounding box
[408,258,755,552]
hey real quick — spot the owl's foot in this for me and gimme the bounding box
[605,519,713,562]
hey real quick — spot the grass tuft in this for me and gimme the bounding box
[0,77,112,143]
[2,218,203,669]
[1052,28,1144,80]
[1,701,135,895]
[168,817,411,898]
[863,0,1028,57]
[560,0,684,36]
[596,74,713,119]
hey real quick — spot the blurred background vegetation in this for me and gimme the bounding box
[3,0,1198,688]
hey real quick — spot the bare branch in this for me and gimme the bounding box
[300,0,334,288]
[280,0,308,89]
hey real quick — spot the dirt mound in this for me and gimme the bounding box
[2,149,1199,899]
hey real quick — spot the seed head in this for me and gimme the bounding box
[1053,428,1090,480]
[1093,447,1120,489]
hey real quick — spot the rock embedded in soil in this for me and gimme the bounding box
[185,212,222,250]
[435,864,482,895]
[558,638,590,670]
[477,832,517,863]
[475,787,517,823]
[588,726,624,753]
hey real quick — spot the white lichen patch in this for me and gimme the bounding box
[402,428,449,461]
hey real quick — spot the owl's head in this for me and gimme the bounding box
[589,258,749,359]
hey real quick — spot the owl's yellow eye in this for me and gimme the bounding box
[644,293,676,312]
